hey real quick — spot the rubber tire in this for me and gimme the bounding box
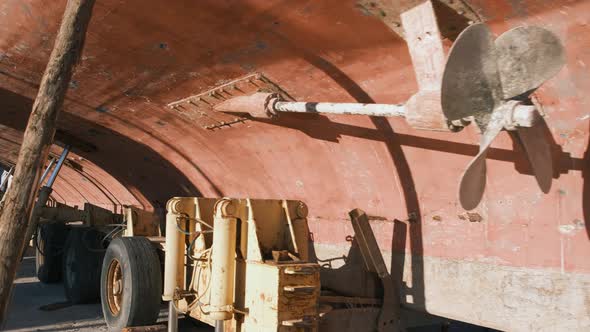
[63,227,106,304]
[101,237,162,330]
[36,223,69,283]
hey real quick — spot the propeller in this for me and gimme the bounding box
[441,23,565,210]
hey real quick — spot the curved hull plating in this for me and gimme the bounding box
[0,1,589,330]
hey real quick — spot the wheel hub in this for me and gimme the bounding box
[106,258,123,316]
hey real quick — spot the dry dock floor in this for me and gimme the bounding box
[3,252,211,332]
[3,250,491,332]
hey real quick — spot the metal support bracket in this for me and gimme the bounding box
[349,209,401,332]
[401,1,454,131]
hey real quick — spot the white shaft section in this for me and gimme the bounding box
[274,101,406,118]
[512,104,539,128]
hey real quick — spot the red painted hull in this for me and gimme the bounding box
[0,1,588,329]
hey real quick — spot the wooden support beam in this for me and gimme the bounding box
[0,0,96,323]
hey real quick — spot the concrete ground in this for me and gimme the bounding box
[3,254,211,332]
[3,252,491,332]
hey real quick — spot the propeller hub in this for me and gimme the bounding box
[498,100,540,131]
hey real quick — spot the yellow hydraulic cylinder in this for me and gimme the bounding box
[209,198,237,321]
[162,197,192,301]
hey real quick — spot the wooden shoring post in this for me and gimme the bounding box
[0,0,96,324]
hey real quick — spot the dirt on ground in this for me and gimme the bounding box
[2,250,490,332]
[3,252,211,332]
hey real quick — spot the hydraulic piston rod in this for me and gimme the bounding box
[210,198,237,330]
[38,158,56,186]
[22,145,72,259]
[46,145,70,188]
[163,197,196,332]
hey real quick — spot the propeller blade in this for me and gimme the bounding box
[495,26,566,99]
[459,109,505,210]
[441,23,504,126]
[516,125,553,193]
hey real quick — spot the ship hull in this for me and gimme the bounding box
[0,1,589,330]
